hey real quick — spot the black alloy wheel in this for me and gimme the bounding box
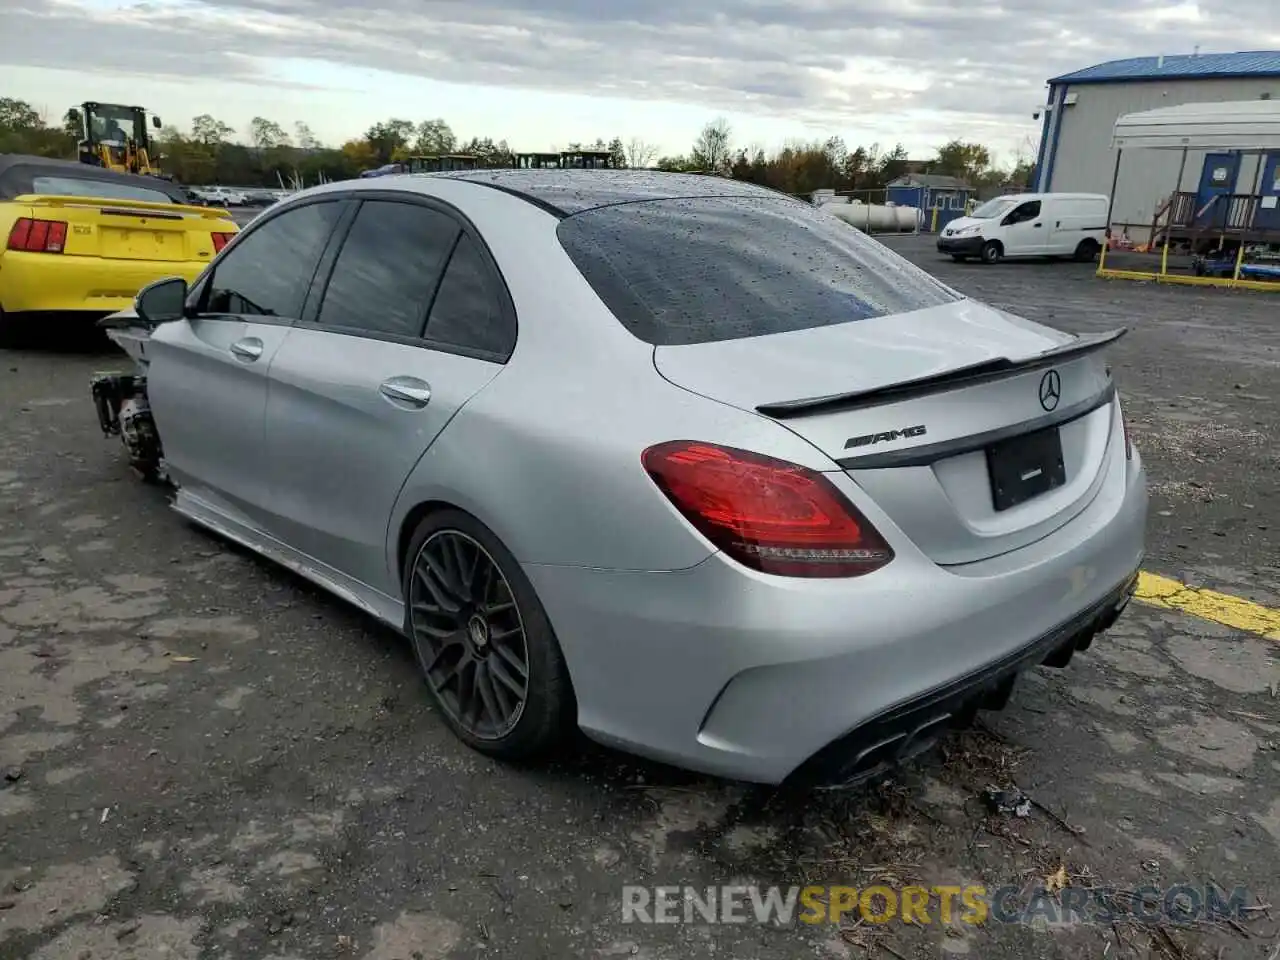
[408,530,531,740]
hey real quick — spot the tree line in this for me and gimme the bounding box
[1,96,1032,195]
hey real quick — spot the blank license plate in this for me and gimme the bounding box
[986,426,1066,511]
[101,227,178,260]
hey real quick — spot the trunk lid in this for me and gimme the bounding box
[653,300,1124,566]
[16,194,234,263]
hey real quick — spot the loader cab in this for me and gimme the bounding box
[78,102,162,176]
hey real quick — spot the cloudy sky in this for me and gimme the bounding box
[3,0,1277,163]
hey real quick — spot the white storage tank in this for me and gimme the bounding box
[819,197,919,232]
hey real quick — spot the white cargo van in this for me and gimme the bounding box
[936,193,1108,264]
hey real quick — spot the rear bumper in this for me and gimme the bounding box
[936,236,984,255]
[0,252,208,314]
[526,450,1147,785]
[786,569,1137,787]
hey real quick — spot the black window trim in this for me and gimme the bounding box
[301,189,519,364]
[185,195,354,329]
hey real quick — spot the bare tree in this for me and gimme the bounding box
[249,117,290,152]
[294,121,321,150]
[625,137,659,169]
[691,117,732,174]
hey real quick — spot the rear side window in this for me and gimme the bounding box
[203,201,343,319]
[556,196,960,346]
[31,175,175,205]
[317,200,459,338]
[425,234,515,357]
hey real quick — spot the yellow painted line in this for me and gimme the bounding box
[1096,268,1280,292]
[1135,571,1280,641]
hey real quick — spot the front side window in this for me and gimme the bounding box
[1007,201,1042,223]
[203,201,343,319]
[316,200,459,338]
[557,196,961,347]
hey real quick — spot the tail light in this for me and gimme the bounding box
[642,441,894,578]
[211,232,235,253]
[7,218,68,254]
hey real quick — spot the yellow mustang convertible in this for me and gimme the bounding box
[0,154,238,340]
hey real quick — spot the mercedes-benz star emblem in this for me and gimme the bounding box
[1038,369,1062,412]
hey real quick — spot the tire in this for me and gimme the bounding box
[1074,240,1100,263]
[0,308,25,350]
[980,240,1003,264]
[401,508,574,761]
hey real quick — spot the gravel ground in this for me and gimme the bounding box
[1,235,1278,960]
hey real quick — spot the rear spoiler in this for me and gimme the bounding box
[13,193,233,220]
[756,327,1128,418]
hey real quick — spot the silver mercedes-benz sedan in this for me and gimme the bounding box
[110,170,1147,787]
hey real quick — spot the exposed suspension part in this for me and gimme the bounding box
[91,372,164,482]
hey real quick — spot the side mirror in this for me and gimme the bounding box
[135,276,188,325]
[152,115,162,129]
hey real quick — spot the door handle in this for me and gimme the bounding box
[230,337,264,361]
[1033,222,1043,228]
[378,376,432,408]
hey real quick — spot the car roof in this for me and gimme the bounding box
[426,169,798,217]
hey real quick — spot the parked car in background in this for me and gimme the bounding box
[937,193,1109,264]
[0,154,238,342]
[199,186,249,207]
[92,170,1146,787]
[240,188,279,206]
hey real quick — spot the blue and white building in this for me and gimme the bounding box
[1033,51,1280,240]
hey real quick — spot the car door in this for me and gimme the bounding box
[263,194,514,596]
[998,199,1046,256]
[145,198,349,528]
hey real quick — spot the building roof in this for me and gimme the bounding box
[1111,99,1280,151]
[1051,50,1280,85]
[886,173,972,190]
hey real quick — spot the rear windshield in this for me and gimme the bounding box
[556,196,960,346]
[31,175,175,205]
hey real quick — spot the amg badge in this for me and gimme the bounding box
[844,425,927,449]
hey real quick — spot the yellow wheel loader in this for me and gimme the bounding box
[77,102,163,177]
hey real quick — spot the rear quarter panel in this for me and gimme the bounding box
[390,349,833,573]
[0,202,25,308]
